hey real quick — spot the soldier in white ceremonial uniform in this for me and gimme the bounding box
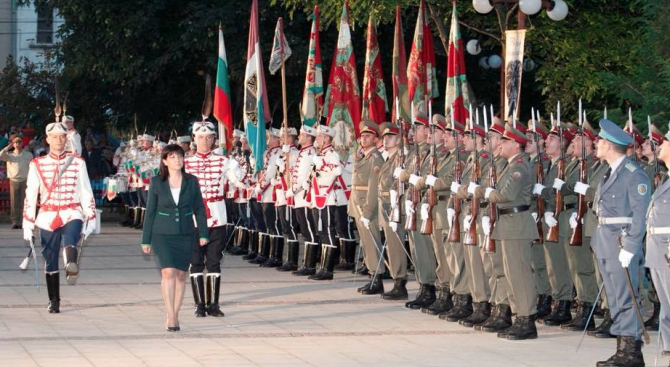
[23,122,97,313]
[271,127,299,269]
[63,115,82,156]
[184,121,244,317]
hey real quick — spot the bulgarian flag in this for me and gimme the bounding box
[391,6,410,123]
[243,0,271,173]
[444,4,471,126]
[323,1,361,158]
[407,0,439,113]
[300,5,323,127]
[213,24,233,154]
[361,16,388,125]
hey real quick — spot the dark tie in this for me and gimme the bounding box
[602,167,612,183]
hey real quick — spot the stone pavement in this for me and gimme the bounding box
[0,225,666,367]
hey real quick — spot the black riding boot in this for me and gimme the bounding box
[242,230,259,260]
[334,239,356,271]
[229,227,246,256]
[63,245,79,285]
[381,278,408,300]
[46,272,60,313]
[250,233,270,264]
[206,275,225,317]
[309,245,337,280]
[293,242,319,276]
[190,274,207,317]
[262,236,284,268]
[277,240,299,272]
[134,208,145,229]
[121,205,133,226]
[644,300,660,331]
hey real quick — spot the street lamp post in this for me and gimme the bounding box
[472,0,568,116]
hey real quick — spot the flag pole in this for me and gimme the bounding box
[279,17,291,191]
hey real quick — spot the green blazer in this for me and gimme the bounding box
[141,173,209,246]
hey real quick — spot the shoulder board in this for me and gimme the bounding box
[517,157,524,163]
[625,163,637,172]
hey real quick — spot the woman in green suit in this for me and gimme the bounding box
[141,144,208,331]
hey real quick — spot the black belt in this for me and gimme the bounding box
[498,205,530,215]
[480,203,489,209]
[565,203,577,210]
[438,195,449,201]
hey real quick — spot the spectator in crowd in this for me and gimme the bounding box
[34,137,49,157]
[21,121,35,147]
[82,139,104,180]
[0,136,34,229]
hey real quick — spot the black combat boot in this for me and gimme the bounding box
[444,294,473,322]
[361,275,384,295]
[45,272,60,313]
[422,285,453,315]
[596,336,624,367]
[597,336,645,367]
[277,240,299,272]
[540,300,572,326]
[381,278,409,300]
[406,284,436,310]
[504,314,538,340]
[205,274,225,317]
[536,294,553,319]
[479,304,513,333]
[588,309,615,338]
[561,301,596,331]
[190,274,207,317]
[63,245,79,285]
[309,245,337,281]
[460,301,491,328]
[242,230,259,260]
[354,264,370,276]
[293,242,319,276]
[644,300,660,331]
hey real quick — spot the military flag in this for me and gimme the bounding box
[361,16,387,124]
[407,0,438,113]
[444,3,471,126]
[213,24,233,154]
[300,6,324,127]
[391,6,410,123]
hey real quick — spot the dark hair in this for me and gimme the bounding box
[159,144,185,181]
[612,142,628,154]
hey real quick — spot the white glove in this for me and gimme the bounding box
[450,182,461,194]
[618,249,634,268]
[83,220,96,239]
[282,144,290,153]
[569,212,578,229]
[253,184,262,195]
[313,156,322,167]
[464,215,472,231]
[390,222,398,232]
[552,178,565,190]
[544,212,557,227]
[447,208,456,225]
[426,175,438,187]
[485,187,494,200]
[276,158,285,170]
[533,183,545,195]
[361,217,370,229]
[405,200,415,216]
[420,203,430,220]
[23,228,33,242]
[285,189,294,198]
[393,167,403,179]
[468,182,479,196]
[302,181,310,190]
[482,216,491,234]
[390,189,398,208]
[531,212,538,222]
[409,174,421,186]
[574,181,589,195]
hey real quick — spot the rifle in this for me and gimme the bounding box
[421,122,437,235]
[649,116,662,190]
[405,122,420,231]
[464,105,479,246]
[484,108,497,253]
[547,103,564,243]
[533,108,545,244]
[391,99,406,224]
[570,100,586,246]
[629,108,638,163]
[448,129,462,243]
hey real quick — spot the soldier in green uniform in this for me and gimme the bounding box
[532,124,575,326]
[350,121,385,294]
[395,111,437,309]
[472,123,539,340]
[557,120,600,331]
[377,122,409,300]
[525,118,553,318]
[414,115,455,315]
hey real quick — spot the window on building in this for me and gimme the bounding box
[36,4,54,44]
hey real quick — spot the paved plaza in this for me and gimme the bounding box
[0,225,666,367]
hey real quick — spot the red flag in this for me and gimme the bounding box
[361,17,387,125]
[323,1,361,145]
[407,0,438,113]
[391,6,410,123]
[445,4,471,126]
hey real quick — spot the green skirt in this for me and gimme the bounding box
[152,233,196,271]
